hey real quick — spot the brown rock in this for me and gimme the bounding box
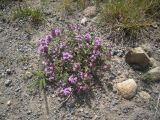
[125,47,152,68]
[117,79,137,99]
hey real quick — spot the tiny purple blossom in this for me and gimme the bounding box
[51,28,62,37]
[42,59,50,65]
[48,75,54,80]
[62,52,73,60]
[95,37,102,46]
[68,75,78,84]
[77,85,88,93]
[85,33,91,42]
[44,35,52,45]
[90,54,96,62]
[62,87,72,96]
[73,62,80,71]
[80,72,84,80]
[59,42,65,49]
[37,44,48,55]
[75,34,82,41]
[107,44,113,49]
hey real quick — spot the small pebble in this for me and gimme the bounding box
[15,28,19,31]
[1,73,5,77]
[5,79,12,86]
[25,71,32,79]
[27,111,32,115]
[0,27,3,32]
[7,100,11,106]
[15,87,21,92]
[23,66,28,70]
[6,69,11,75]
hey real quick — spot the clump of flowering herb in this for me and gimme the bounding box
[37,24,111,97]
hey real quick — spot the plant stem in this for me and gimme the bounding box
[42,88,49,116]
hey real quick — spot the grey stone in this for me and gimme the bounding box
[0,27,3,32]
[150,58,160,67]
[83,6,97,18]
[5,79,12,86]
[6,69,11,75]
[139,91,151,100]
[146,67,160,82]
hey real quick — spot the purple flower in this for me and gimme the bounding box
[68,75,78,84]
[37,38,51,55]
[61,87,72,96]
[90,54,96,62]
[37,44,48,55]
[78,44,83,49]
[51,28,62,37]
[62,52,73,61]
[85,33,91,42]
[73,63,80,71]
[59,42,65,49]
[77,85,88,93]
[67,24,75,31]
[44,64,54,81]
[93,50,100,56]
[95,37,102,46]
[75,34,82,41]
[42,59,50,65]
[48,75,54,80]
[44,35,52,45]
[80,72,84,80]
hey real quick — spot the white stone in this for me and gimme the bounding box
[7,100,11,106]
[80,17,88,25]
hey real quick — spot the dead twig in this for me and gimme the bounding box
[154,93,160,120]
[58,94,72,109]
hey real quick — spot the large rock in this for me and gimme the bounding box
[83,6,97,18]
[143,67,160,82]
[116,79,137,99]
[125,47,152,68]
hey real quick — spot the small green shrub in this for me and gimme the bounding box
[29,70,46,91]
[13,7,44,24]
[143,73,153,82]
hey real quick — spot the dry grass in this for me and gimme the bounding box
[99,0,160,40]
[100,0,153,29]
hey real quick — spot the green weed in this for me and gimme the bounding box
[13,7,44,24]
[143,73,153,82]
[29,70,46,91]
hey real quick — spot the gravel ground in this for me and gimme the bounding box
[0,1,160,120]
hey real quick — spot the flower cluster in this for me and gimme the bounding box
[37,24,111,96]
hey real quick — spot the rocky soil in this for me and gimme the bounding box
[0,1,160,120]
